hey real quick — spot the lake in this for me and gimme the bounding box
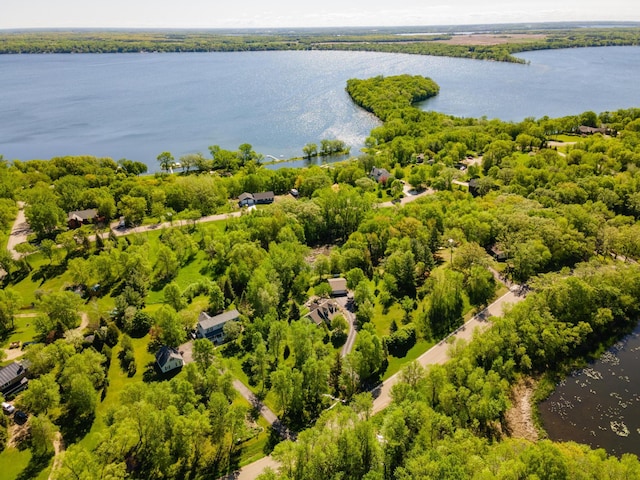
[539,324,640,457]
[1,46,640,170]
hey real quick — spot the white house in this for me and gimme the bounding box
[155,346,184,373]
[197,309,240,344]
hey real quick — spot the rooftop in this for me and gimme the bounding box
[198,309,240,330]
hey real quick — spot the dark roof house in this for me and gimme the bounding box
[67,208,99,229]
[370,167,391,183]
[0,361,28,397]
[578,125,609,135]
[253,191,275,204]
[197,309,240,344]
[155,346,184,374]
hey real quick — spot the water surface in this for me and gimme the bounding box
[1,47,640,170]
[539,324,640,457]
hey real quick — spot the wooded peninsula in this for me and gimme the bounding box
[2,67,640,479]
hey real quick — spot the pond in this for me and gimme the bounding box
[539,323,640,457]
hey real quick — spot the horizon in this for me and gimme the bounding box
[2,0,640,30]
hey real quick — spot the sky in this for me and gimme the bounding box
[2,0,639,29]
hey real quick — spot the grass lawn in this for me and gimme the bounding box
[1,315,39,350]
[0,447,51,480]
[382,339,434,381]
[371,301,404,338]
[548,134,579,143]
[78,335,155,451]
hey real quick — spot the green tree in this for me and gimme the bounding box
[154,306,186,347]
[302,143,318,159]
[117,195,146,226]
[0,288,21,333]
[20,373,60,415]
[66,375,98,418]
[251,333,269,393]
[36,291,83,334]
[38,238,58,265]
[163,282,186,311]
[157,151,175,173]
[29,415,56,457]
[24,186,66,238]
[192,338,216,372]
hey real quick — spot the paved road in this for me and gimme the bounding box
[219,455,280,480]
[371,289,526,414]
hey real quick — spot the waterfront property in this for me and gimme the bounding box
[197,309,240,344]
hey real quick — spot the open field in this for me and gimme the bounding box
[435,33,548,45]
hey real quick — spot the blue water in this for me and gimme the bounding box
[1,47,640,170]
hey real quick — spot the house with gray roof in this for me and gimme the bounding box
[0,361,28,397]
[155,346,184,373]
[370,167,391,183]
[67,208,99,229]
[197,309,240,344]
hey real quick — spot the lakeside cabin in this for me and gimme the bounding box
[197,309,240,344]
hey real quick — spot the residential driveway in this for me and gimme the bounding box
[335,295,356,357]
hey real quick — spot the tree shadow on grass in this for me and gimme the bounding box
[31,264,67,284]
[59,411,95,446]
[15,452,53,480]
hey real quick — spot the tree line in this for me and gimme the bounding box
[1,27,639,63]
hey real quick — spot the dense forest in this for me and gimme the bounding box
[2,72,640,479]
[1,26,640,63]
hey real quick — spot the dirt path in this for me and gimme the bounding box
[505,377,539,441]
[47,432,65,480]
[7,201,30,260]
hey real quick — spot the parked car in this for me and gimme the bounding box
[2,402,15,414]
[14,411,27,424]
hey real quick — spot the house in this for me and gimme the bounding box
[305,299,341,327]
[253,191,275,204]
[0,361,29,397]
[578,125,608,135]
[328,278,348,297]
[237,191,275,207]
[197,309,240,344]
[468,178,480,197]
[155,346,184,373]
[370,167,391,183]
[238,192,255,207]
[67,208,99,229]
[490,244,508,262]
